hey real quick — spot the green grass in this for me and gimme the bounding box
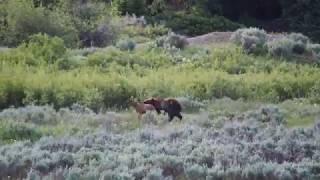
[280,100,320,127]
[206,98,320,128]
[0,121,43,143]
[287,116,317,127]
[0,98,318,145]
[38,121,96,137]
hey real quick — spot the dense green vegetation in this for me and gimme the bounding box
[1,0,320,48]
[1,34,320,111]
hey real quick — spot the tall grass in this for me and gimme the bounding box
[0,44,320,110]
[0,64,319,110]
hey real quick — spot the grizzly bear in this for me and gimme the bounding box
[143,97,182,122]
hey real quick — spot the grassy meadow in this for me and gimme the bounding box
[1,32,320,179]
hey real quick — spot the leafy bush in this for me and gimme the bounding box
[291,41,306,55]
[57,55,88,70]
[79,19,118,47]
[68,47,102,57]
[19,33,66,64]
[166,33,188,49]
[145,168,166,180]
[0,105,58,125]
[185,164,207,180]
[121,13,147,27]
[288,33,310,44]
[309,44,320,54]
[231,28,267,44]
[231,27,267,54]
[145,24,170,38]
[268,33,310,58]
[113,0,147,16]
[148,0,167,15]
[100,80,137,109]
[87,46,171,68]
[87,46,134,67]
[0,79,26,109]
[0,122,42,143]
[155,32,188,49]
[116,39,136,51]
[286,33,309,55]
[176,97,205,113]
[308,44,320,59]
[231,30,311,57]
[164,13,243,36]
[267,38,295,58]
[0,33,66,65]
[308,81,320,104]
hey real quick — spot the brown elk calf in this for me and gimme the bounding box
[130,101,155,120]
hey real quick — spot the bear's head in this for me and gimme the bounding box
[143,97,163,109]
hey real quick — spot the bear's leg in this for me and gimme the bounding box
[168,114,174,122]
[156,108,161,114]
[163,109,168,115]
[176,113,182,121]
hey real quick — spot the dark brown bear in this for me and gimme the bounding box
[143,97,163,114]
[143,97,182,122]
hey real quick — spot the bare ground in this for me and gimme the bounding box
[186,31,287,46]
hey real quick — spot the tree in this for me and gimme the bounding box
[113,0,146,16]
[0,0,78,47]
[280,0,320,42]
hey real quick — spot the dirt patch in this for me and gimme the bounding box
[186,31,287,46]
[186,32,233,45]
[267,33,287,42]
[0,47,11,52]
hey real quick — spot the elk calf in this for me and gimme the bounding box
[130,101,155,120]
